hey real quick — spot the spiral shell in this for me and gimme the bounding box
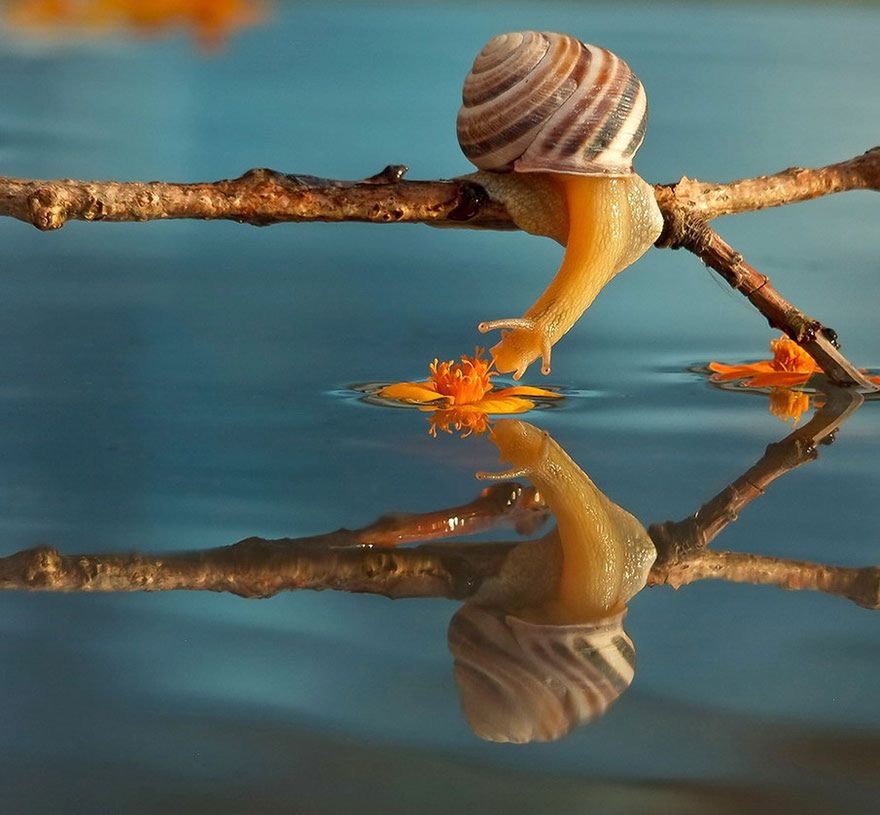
[448,605,635,743]
[457,31,647,177]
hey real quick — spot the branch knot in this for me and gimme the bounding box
[27,188,67,230]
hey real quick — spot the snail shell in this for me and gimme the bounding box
[457,31,647,177]
[449,604,635,743]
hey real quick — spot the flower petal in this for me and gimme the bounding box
[743,371,812,388]
[378,382,445,404]
[472,397,536,415]
[708,361,776,381]
[493,385,562,399]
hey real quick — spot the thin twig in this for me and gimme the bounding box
[654,216,876,389]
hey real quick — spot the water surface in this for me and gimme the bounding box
[0,2,878,813]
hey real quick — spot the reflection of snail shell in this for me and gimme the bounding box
[448,604,635,743]
[457,31,647,177]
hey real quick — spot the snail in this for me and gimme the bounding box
[446,419,656,742]
[457,31,663,379]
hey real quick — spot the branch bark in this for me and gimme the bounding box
[657,146,880,220]
[1,149,878,388]
[3,149,877,231]
[0,165,513,232]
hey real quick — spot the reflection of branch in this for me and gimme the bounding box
[649,388,864,562]
[1,392,875,608]
[649,551,880,610]
[0,538,512,601]
[644,388,880,608]
[1,149,878,388]
[2,532,876,609]
[0,482,538,599]
[352,482,548,547]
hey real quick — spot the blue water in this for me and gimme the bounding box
[0,2,878,813]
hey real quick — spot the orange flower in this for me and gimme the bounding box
[708,335,879,426]
[8,0,265,52]
[378,349,562,436]
[708,336,821,389]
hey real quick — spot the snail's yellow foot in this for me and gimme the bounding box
[478,318,552,380]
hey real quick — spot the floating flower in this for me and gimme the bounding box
[378,349,562,436]
[709,336,821,389]
[708,336,879,426]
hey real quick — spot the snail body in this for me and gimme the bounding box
[458,32,663,378]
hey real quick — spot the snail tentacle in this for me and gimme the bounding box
[478,317,537,333]
[476,465,532,481]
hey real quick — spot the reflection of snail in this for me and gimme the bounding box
[477,420,656,623]
[448,419,656,742]
[458,32,663,379]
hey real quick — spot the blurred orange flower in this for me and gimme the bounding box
[8,0,266,52]
[378,349,561,437]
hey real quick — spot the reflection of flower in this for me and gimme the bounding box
[768,389,812,425]
[709,336,878,426]
[378,349,561,437]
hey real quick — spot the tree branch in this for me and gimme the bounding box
[0,165,513,232]
[657,146,880,220]
[3,149,876,232]
[1,149,877,389]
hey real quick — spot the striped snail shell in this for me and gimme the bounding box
[448,604,635,744]
[457,31,647,177]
